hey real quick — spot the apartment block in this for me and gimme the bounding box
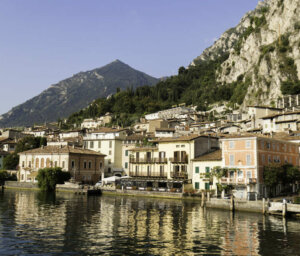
[220,136,299,199]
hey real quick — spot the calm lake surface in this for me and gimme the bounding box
[1,190,300,255]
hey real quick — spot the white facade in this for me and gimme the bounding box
[83,129,127,176]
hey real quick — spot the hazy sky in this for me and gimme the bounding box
[0,0,259,115]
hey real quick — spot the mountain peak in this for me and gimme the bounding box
[0,61,159,127]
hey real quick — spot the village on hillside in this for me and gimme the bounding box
[1,101,300,200]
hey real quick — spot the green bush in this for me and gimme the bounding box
[36,167,71,192]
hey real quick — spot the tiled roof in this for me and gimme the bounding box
[153,134,213,143]
[18,145,106,156]
[87,127,127,133]
[192,150,222,161]
[155,128,175,132]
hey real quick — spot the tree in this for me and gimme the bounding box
[3,136,47,170]
[36,167,71,192]
[0,170,17,185]
[3,154,19,170]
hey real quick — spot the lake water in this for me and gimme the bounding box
[0,190,300,255]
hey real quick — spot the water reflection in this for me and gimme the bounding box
[0,190,300,255]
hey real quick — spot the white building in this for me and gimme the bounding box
[83,128,127,176]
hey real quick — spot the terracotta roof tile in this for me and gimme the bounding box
[192,150,222,161]
[18,145,106,156]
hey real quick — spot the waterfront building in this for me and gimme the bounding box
[126,135,219,191]
[220,135,299,199]
[83,127,127,177]
[191,149,222,194]
[122,135,145,175]
[18,145,105,184]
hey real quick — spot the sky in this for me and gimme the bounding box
[0,0,259,115]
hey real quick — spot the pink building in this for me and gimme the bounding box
[220,136,299,199]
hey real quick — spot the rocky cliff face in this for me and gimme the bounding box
[0,60,158,127]
[192,0,300,108]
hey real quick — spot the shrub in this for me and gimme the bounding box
[36,167,71,192]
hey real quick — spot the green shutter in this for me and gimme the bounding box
[195,167,199,174]
[205,183,210,190]
[125,162,128,168]
[195,182,199,189]
[125,150,128,156]
[205,167,210,173]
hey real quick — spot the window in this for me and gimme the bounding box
[84,161,87,169]
[98,141,101,148]
[160,165,164,176]
[28,161,31,168]
[88,161,92,169]
[109,141,112,148]
[41,158,44,168]
[245,140,251,149]
[230,171,234,178]
[229,155,234,166]
[195,182,199,190]
[247,171,252,179]
[125,150,128,156]
[108,167,111,173]
[266,142,271,150]
[238,170,243,178]
[35,158,39,168]
[181,145,185,148]
[176,145,180,148]
[268,155,272,163]
[100,162,103,169]
[90,141,94,149]
[125,162,128,169]
[147,166,151,176]
[246,154,251,165]
[108,159,111,164]
[54,161,57,167]
[195,167,199,174]
[260,141,264,149]
[109,150,112,155]
[71,160,75,169]
[205,183,210,190]
[205,167,210,173]
[272,143,275,151]
[135,166,139,175]
[22,161,25,167]
[261,154,265,164]
[62,161,65,168]
[229,141,235,149]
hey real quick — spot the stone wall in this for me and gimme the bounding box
[5,181,39,189]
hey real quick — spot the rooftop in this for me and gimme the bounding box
[18,145,106,156]
[192,150,222,162]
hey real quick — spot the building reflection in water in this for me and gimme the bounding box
[1,191,300,255]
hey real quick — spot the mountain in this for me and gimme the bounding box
[66,0,300,128]
[0,60,159,127]
[191,0,300,107]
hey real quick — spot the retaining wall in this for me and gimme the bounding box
[5,181,39,189]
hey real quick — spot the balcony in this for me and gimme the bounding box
[129,157,168,164]
[129,171,167,178]
[169,156,188,164]
[154,157,168,164]
[170,172,188,180]
[220,177,257,185]
[129,158,155,164]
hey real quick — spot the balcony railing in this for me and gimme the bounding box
[129,158,154,164]
[170,172,188,180]
[169,156,188,164]
[129,157,168,164]
[129,171,167,178]
[220,177,257,185]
